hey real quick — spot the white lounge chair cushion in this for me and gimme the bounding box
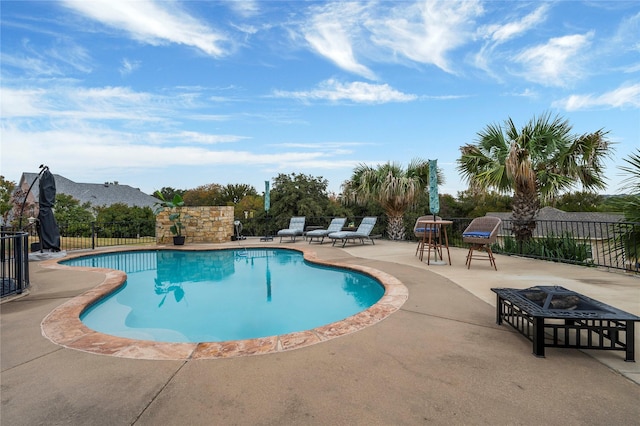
[306,229,331,237]
[327,231,354,239]
[307,218,346,239]
[278,229,303,236]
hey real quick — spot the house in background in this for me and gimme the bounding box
[16,172,159,218]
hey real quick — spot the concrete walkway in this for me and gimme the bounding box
[1,239,639,425]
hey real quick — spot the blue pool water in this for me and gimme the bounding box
[62,249,385,343]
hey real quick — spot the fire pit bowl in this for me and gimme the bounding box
[492,286,639,361]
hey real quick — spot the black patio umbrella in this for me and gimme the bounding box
[37,167,61,251]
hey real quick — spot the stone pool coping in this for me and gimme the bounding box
[39,245,408,360]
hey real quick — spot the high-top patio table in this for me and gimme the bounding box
[417,219,452,265]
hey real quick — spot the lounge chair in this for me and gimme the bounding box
[277,216,306,242]
[414,215,441,258]
[462,216,501,270]
[306,218,347,244]
[328,217,377,247]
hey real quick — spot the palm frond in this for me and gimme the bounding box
[619,148,640,194]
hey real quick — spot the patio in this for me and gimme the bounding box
[1,239,639,425]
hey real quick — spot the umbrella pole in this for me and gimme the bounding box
[260,213,273,241]
[18,165,47,230]
[35,220,43,253]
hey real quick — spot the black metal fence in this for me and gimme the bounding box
[1,230,30,298]
[444,218,639,273]
[23,220,157,252]
[3,216,637,298]
[236,215,638,272]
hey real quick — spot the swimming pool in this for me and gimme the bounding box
[62,249,385,343]
[41,245,408,360]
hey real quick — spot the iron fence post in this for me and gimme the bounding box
[14,234,23,294]
[0,226,5,264]
[23,232,29,286]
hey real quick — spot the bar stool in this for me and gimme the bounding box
[414,215,441,259]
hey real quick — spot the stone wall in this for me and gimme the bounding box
[156,206,234,244]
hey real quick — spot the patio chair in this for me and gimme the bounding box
[328,217,377,247]
[306,218,347,244]
[414,215,441,258]
[462,216,502,270]
[277,216,306,242]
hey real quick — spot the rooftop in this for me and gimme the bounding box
[20,172,158,208]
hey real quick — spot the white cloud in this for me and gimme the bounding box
[508,88,538,98]
[146,131,250,145]
[0,37,91,77]
[0,52,62,77]
[552,82,640,110]
[61,0,229,57]
[119,58,141,76]
[367,0,483,74]
[0,88,50,117]
[272,79,417,104]
[227,0,260,18]
[483,4,549,44]
[46,41,93,74]
[303,3,375,79]
[473,5,549,80]
[613,11,640,53]
[0,85,192,121]
[298,1,485,77]
[623,62,640,73]
[513,32,594,87]
[0,123,345,181]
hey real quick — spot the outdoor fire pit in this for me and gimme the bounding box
[492,286,639,361]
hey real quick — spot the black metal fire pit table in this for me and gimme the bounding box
[491,286,639,361]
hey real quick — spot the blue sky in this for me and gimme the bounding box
[1,1,639,197]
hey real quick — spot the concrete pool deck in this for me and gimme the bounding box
[1,239,639,425]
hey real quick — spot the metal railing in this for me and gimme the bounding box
[4,216,636,298]
[441,218,639,273]
[24,220,156,252]
[227,215,640,273]
[1,230,30,298]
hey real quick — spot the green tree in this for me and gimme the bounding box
[220,184,257,204]
[455,190,512,218]
[269,173,349,230]
[95,203,155,237]
[183,183,223,206]
[0,176,16,225]
[234,194,262,218]
[54,194,94,236]
[550,191,604,212]
[155,187,185,202]
[457,112,611,241]
[342,159,440,240]
[437,193,461,218]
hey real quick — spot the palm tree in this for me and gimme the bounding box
[457,112,611,241]
[341,159,442,240]
[610,149,640,269]
[619,148,640,197]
